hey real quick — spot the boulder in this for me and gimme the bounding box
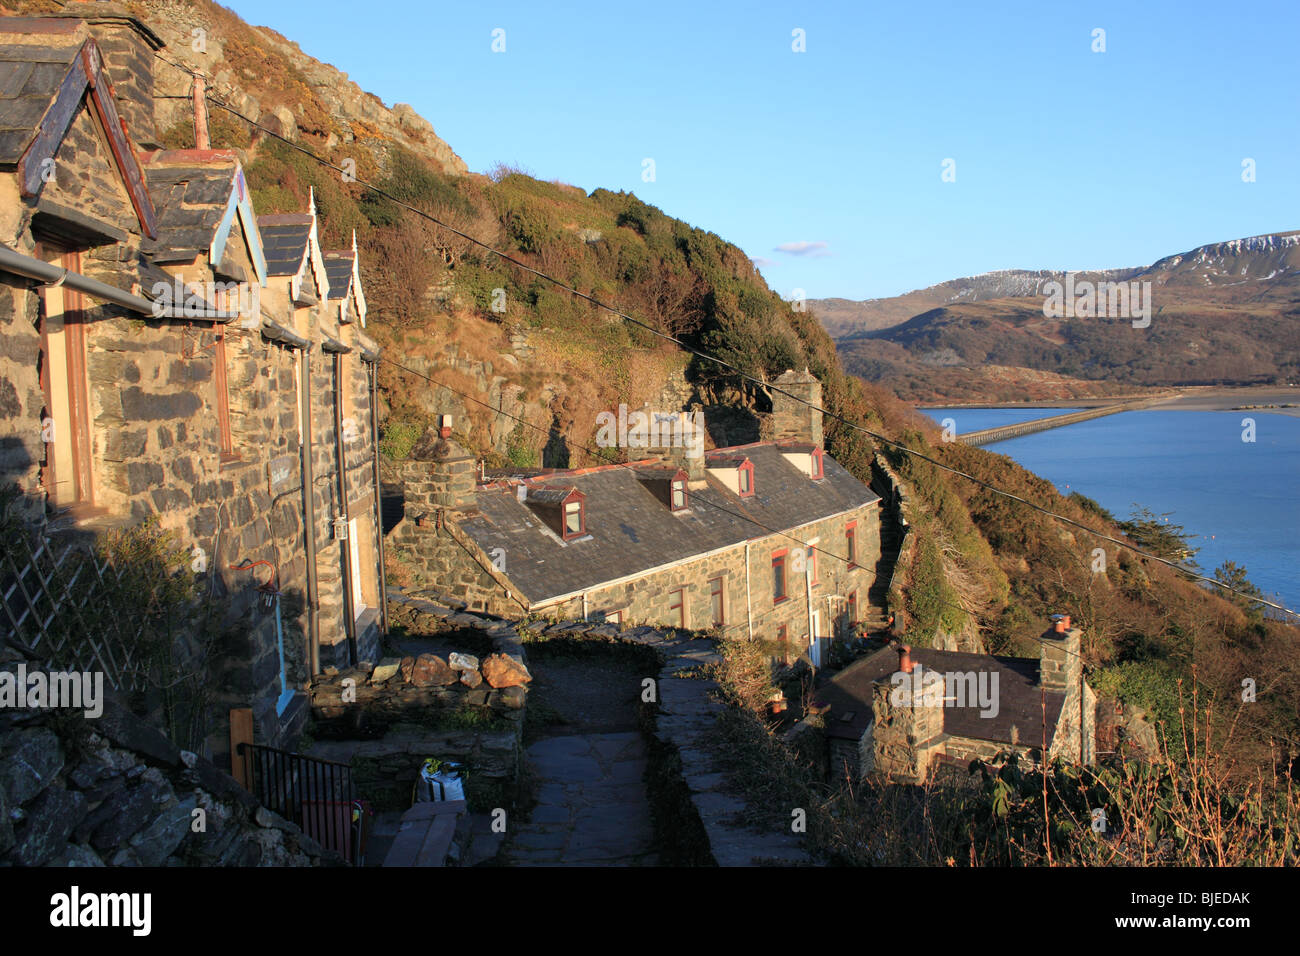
[13,787,87,867]
[398,656,416,682]
[129,796,198,867]
[410,654,456,687]
[371,657,402,684]
[0,727,64,806]
[490,686,527,710]
[459,669,483,689]
[481,654,531,689]
[448,652,479,672]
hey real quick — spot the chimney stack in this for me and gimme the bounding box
[769,369,823,449]
[1040,614,1082,693]
[55,3,165,150]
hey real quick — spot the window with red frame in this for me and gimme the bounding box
[668,588,686,629]
[772,550,788,603]
[738,462,754,497]
[563,498,585,539]
[709,576,725,626]
[846,521,858,567]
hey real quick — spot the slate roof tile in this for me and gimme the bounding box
[815,646,1066,747]
[454,443,878,606]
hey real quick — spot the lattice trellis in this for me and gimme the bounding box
[2,532,151,693]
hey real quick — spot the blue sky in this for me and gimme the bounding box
[224,0,1298,301]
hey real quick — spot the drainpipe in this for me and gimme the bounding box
[366,358,388,635]
[744,541,753,641]
[0,244,237,319]
[330,346,358,666]
[582,590,589,622]
[298,346,321,677]
[805,560,815,668]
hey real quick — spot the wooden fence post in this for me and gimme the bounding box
[229,707,254,789]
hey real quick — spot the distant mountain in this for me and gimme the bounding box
[824,232,1300,403]
[810,268,1139,338]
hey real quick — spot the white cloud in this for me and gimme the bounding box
[752,256,776,269]
[774,240,830,258]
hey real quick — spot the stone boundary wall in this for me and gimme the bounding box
[0,686,341,867]
[384,587,810,865]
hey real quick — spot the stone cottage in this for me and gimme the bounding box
[815,615,1097,783]
[388,374,883,661]
[0,12,383,767]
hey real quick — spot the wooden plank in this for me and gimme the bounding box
[382,818,429,867]
[402,799,467,822]
[18,52,86,198]
[229,708,254,789]
[414,814,457,867]
[82,42,157,239]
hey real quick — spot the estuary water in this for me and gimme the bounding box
[923,407,1300,611]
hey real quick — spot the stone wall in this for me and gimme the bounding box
[0,61,383,768]
[869,671,946,783]
[0,683,341,868]
[308,592,530,810]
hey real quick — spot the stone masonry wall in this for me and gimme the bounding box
[0,673,341,868]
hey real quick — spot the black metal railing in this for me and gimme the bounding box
[237,742,360,864]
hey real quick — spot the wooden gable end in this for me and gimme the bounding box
[19,40,156,239]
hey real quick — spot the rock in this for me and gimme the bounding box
[459,669,483,689]
[0,785,12,856]
[398,656,416,682]
[129,796,198,867]
[96,703,183,768]
[47,844,105,867]
[481,654,531,689]
[82,781,162,849]
[180,751,199,769]
[410,654,456,687]
[448,652,479,672]
[14,787,87,866]
[490,686,527,710]
[254,806,297,832]
[0,727,64,806]
[371,657,402,684]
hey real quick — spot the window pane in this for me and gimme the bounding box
[565,502,582,534]
[739,468,750,493]
[672,483,685,508]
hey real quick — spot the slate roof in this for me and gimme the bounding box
[259,214,313,276]
[453,442,879,607]
[0,22,85,165]
[814,646,1065,747]
[142,155,239,261]
[323,250,354,301]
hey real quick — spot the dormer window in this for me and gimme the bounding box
[636,466,689,512]
[524,485,587,540]
[564,499,584,538]
[671,478,687,511]
[779,442,825,480]
[705,454,754,498]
